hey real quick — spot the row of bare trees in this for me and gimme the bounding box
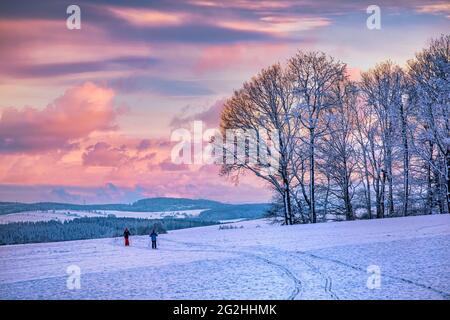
[219,35,449,224]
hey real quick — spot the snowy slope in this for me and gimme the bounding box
[0,214,449,299]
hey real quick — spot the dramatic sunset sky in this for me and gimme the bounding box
[0,0,448,204]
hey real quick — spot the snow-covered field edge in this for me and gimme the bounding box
[0,214,449,300]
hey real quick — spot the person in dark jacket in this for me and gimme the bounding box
[123,228,131,246]
[150,230,158,249]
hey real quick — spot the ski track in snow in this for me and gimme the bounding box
[0,214,449,299]
[158,238,304,300]
[296,250,450,299]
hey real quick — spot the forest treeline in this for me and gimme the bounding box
[220,35,449,224]
[0,217,218,245]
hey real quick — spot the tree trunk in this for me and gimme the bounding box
[284,182,293,225]
[446,149,450,214]
[380,170,386,218]
[374,172,383,219]
[400,102,409,216]
[426,141,434,214]
[362,149,372,219]
[438,157,449,214]
[282,191,289,225]
[437,168,444,215]
[278,133,292,225]
[324,175,330,219]
[344,176,354,220]
[310,128,316,223]
[387,149,394,216]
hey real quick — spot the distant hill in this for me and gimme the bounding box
[131,197,224,211]
[0,198,270,221]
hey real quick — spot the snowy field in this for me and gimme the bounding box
[0,214,449,300]
[0,209,205,224]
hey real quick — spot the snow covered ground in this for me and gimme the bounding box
[0,214,449,300]
[0,209,205,224]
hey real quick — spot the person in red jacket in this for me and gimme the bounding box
[123,228,131,246]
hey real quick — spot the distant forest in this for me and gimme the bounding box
[0,217,218,245]
[0,197,224,215]
[0,198,269,219]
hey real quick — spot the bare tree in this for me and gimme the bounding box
[288,51,347,223]
[352,98,375,219]
[408,34,450,214]
[220,64,299,224]
[318,81,359,220]
[360,61,406,217]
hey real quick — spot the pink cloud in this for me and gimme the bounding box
[107,6,187,27]
[217,16,331,34]
[157,158,191,171]
[82,142,129,167]
[416,3,450,18]
[171,99,226,128]
[188,0,294,10]
[137,139,152,151]
[0,136,272,203]
[0,82,118,153]
[0,19,156,82]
